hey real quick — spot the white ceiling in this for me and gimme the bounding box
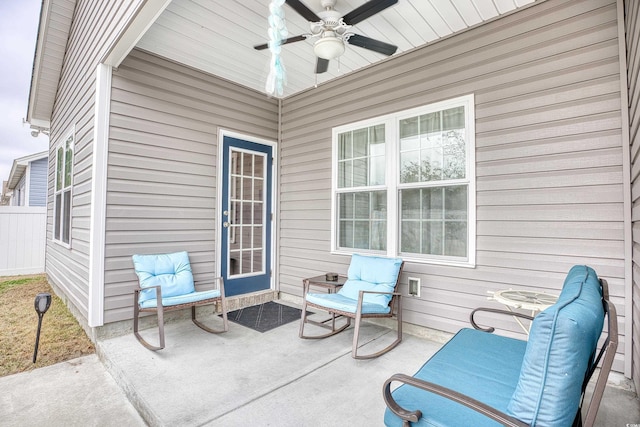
[136,0,537,98]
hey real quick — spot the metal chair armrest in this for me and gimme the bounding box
[470,307,534,333]
[356,290,400,310]
[135,285,163,305]
[358,290,400,296]
[383,373,529,427]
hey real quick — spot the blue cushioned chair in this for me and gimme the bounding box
[383,265,618,427]
[299,254,404,359]
[132,251,228,350]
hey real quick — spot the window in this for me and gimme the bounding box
[54,129,74,245]
[336,124,387,251]
[332,95,475,266]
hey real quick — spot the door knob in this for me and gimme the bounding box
[223,221,230,228]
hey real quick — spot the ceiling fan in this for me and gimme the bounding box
[254,0,399,74]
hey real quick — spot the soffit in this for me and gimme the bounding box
[27,0,76,128]
[136,0,537,98]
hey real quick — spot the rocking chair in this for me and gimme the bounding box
[299,254,404,359]
[132,251,229,350]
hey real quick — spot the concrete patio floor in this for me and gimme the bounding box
[2,301,639,426]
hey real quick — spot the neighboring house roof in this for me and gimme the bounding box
[26,0,76,132]
[7,150,49,190]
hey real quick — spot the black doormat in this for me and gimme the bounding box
[223,301,306,333]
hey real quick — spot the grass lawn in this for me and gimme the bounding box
[0,274,94,377]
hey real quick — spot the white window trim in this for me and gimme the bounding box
[331,94,476,267]
[53,126,75,248]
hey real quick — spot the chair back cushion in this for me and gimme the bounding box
[132,251,196,305]
[337,254,403,308]
[507,265,604,426]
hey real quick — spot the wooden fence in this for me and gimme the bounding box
[0,207,46,276]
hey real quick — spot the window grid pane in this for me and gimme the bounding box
[337,125,386,189]
[399,186,467,257]
[54,132,74,244]
[337,191,387,251]
[400,106,466,184]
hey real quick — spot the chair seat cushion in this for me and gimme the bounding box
[384,328,527,427]
[305,292,391,314]
[139,289,221,309]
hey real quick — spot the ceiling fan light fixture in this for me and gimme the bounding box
[314,35,345,60]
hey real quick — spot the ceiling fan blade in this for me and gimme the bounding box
[342,0,398,26]
[286,0,321,22]
[316,57,329,74]
[347,34,397,56]
[254,35,307,50]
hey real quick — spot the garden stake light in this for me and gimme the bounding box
[32,293,52,363]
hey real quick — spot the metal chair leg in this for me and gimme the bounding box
[299,301,351,339]
[133,287,165,351]
[352,295,403,359]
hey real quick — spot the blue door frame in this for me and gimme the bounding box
[220,135,273,296]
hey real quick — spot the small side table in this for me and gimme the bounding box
[303,274,347,330]
[489,289,558,334]
[303,274,347,293]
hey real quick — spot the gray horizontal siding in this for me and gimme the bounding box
[278,0,627,372]
[626,0,640,392]
[103,49,278,323]
[46,0,144,321]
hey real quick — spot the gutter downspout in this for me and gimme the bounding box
[274,97,282,293]
[616,0,633,379]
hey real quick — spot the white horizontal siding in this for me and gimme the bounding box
[103,49,278,323]
[279,0,628,372]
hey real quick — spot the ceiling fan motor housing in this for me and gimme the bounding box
[315,10,349,34]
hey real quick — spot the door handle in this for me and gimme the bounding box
[223,221,230,228]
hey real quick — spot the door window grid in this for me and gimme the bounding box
[229,150,266,276]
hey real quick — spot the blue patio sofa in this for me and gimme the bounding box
[383,265,618,427]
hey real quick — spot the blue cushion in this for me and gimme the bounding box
[507,265,605,426]
[132,251,195,306]
[305,292,391,314]
[337,254,403,308]
[384,328,527,427]
[139,289,221,309]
